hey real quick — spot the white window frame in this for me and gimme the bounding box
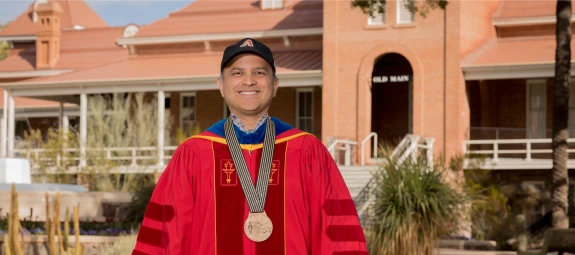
[523,181,546,221]
[526,79,547,139]
[368,2,385,25]
[261,0,283,10]
[180,92,196,136]
[296,88,314,133]
[396,0,414,24]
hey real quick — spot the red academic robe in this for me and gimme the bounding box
[132,128,368,255]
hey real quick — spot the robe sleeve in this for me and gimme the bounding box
[132,142,195,255]
[306,137,369,255]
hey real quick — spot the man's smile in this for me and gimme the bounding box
[238,90,260,95]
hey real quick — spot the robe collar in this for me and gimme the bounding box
[230,113,269,134]
[206,117,293,144]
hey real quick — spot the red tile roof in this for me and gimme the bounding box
[0,27,128,72]
[135,0,323,38]
[462,36,571,67]
[0,0,323,109]
[17,50,322,84]
[494,0,575,19]
[0,52,35,72]
[0,0,107,36]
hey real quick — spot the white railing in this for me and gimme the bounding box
[327,140,358,166]
[463,138,575,161]
[394,135,420,165]
[360,132,378,166]
[418,138,435,167]
[468,127,552,140]
[359,133,431,167]
[14,146,178,171]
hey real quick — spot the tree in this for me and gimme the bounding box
[0,41,7,61]
[551,0,571,229]
[0,22,9,61]
[351,0,448,18]
[22,92,173,192]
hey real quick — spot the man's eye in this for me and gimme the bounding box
[232,71,241,75]
[255,71,266,75]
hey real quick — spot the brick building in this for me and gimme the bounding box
[1,0,574,221]
[0,0,323,163]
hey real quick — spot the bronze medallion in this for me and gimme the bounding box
[244,211,273,242]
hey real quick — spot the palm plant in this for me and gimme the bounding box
[551,0,571,230]
[366,156,464,255]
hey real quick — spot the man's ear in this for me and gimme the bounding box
[217,76,225,97]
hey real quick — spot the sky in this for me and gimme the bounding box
[0,0,193,27]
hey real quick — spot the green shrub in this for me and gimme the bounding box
[366,156,465,255]
[464,168,511,244]
[125,180,156,224]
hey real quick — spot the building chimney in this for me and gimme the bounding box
[35,2,62,69]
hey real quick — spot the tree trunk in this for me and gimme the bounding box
[552,0,571,229]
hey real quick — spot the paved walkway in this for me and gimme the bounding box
[437,249,516,255]
[438,249,572,255]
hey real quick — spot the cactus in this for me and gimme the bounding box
[73,205,82,255]
[7,183,23,255]
[45,192,57,255]
[54,192,65,254]
[42,195,83,255]
[4,234,11,255]
[63,207,70,252]
[49,210,57,253]
[45,192,55,254]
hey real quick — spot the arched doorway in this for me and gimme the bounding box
[371,53,413,147]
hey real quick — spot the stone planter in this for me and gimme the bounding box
[0,235,122,255]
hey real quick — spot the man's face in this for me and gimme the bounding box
[217,53,278,118]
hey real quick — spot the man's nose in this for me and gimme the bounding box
[243,73,256,86]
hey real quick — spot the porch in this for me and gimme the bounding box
[0,72,322,174]
[463,137,575,170]
[463,76,575,170]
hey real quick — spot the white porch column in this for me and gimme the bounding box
[63,116,69,133]
[7,94,15,158]
[80,93,87,168]
[63,115,69,149]
[0,117,4,158]
[1,90,7,157]
[157,90,165,167]
[59,100,64,130]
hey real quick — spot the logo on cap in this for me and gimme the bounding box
[240,39,254,48]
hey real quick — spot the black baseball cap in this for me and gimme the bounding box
[220,38,276,73]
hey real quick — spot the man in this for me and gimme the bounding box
[132,38,367,254]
